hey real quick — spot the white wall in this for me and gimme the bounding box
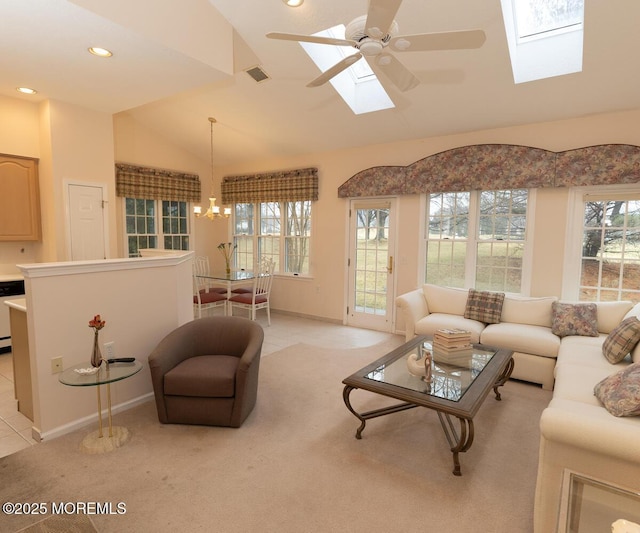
[5,92,640,332]
[210,108,640,327]
[20,252,194,439]
[0,96,118,266]
[113,112,228,263]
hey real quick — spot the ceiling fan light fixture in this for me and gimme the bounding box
[282,0,303,6]
[359,40,383,57]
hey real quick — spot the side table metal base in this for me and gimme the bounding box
[80,426,130,454]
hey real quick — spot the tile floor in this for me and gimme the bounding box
[0,312,401,459]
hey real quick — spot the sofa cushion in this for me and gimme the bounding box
[594,363,640,417]
[596,301,634,334]
[414,313,484,343]
[554,364,612,407]
[481,322,560,358]
[464,289,505,324]
[556,335,619,370]
[551,302,599,338]
[602,316,640,364]
[423,284,469,316]
[500,295,556,327]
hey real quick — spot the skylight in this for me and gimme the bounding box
[299,24,394,115]
[501,0,584,84]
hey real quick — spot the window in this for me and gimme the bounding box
[579,196,640,302]
[125,198,190,257]
[500,0,584,83]
[425,189,530,292]
[232,201,312,275]
[513,0,583,40]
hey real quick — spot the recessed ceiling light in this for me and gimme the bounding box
[88,47,113,58]
[16,87,37,95]
[283,0,303,6]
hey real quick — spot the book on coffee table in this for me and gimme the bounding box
[433,329,472,351]
[435,328,472,339]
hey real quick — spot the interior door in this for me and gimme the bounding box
[68,183,106,260]
[347,199,396,331]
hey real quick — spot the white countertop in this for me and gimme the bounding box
[3,298,26,312]
[0,274,24,282]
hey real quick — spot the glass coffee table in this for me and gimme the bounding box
[342,335,514,476]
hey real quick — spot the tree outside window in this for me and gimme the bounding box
[232,201,312,275]
[580,199,640,302]
[125,198,190,257]
[425,189,528,292]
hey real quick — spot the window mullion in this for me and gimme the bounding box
[466,191,480,288]
[280,202,286,273]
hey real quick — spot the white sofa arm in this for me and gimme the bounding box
[540,401,640,464]
[396,289,429,342]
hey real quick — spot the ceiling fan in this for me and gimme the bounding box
[266,0,486,92]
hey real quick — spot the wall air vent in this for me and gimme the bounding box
[245,66,270,83]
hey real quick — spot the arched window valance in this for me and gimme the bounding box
[337,144,640,198]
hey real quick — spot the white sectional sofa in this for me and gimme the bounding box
[396,284,564,390]
[396,284,640,530]
[534,304,640,532]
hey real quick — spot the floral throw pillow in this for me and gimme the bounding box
[594,363,640,417]
[602,316,640,364]
[464,289,505,324]
[551,302,599,338]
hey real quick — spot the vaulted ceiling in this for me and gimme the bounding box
[2,0,639,166]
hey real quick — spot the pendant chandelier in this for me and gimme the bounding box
[194,117,230,219]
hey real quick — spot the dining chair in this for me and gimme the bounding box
[194,255,226,294]
[193,269,227,318]
[228,258,275,325]
[231,257,274,294]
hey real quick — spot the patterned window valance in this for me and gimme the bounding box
[338,144,640,198]
[221,167,318,204]
[115,163,201,202]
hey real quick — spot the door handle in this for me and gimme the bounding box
[387,256,393,274]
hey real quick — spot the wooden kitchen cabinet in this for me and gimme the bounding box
[0,154,41,241]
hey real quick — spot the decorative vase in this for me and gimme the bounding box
[91,330,102,368]
[423,350,432,383]
[225,259,231,276]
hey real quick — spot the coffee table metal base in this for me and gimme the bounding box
[342,357,514,476]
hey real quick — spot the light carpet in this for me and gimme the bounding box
[0,338,551,533]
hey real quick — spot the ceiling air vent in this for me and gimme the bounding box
[245,66,270,83]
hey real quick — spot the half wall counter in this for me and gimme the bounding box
[16,252,194,441]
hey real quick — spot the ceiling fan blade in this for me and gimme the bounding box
[306,53,363,87]
[266,32,356,48]
[390,29,486,52]
[373,53,420,92]
[365,0,403,39]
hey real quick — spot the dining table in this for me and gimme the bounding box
[196,270,255,300]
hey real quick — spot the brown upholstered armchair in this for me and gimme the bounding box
[148,316,264,427]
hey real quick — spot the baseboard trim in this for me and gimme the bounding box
[35,392,154,442]
[271,308,343,325]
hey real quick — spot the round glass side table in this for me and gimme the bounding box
[59,360,142,453]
